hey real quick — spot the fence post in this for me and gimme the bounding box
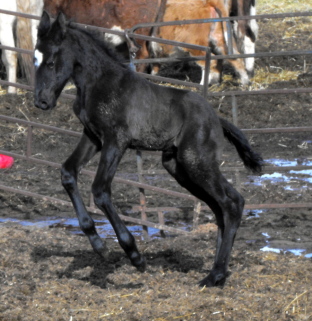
[231,94,238,127]
[136,150,149,240]
[89,193,95,210]
[235,169,241,193]
[26,125,32,158]
[202,47,211,100]
[192,200,201,231]
[157,211,166,237]
[226,20,233,55]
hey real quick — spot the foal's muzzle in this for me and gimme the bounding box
[34,91,56,110]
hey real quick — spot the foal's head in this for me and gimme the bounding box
[34,11,127,110]
[34,11,74,110]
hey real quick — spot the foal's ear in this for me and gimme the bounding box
[50,12,67,44]
[37,11,51,39]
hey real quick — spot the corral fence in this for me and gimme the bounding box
[0,9,312,238]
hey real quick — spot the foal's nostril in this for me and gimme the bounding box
[40,100,49,110]
[34,99,48,110]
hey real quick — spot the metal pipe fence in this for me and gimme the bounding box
[1,111,312,235]
[0,8,312,236]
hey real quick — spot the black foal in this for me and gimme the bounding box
[34,11,262,287]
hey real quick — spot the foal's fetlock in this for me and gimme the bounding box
[61,168,76,190]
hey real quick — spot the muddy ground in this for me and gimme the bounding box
[1,12,312,321]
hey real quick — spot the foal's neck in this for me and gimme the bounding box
[70,29,126,101]
[73,43,124,95]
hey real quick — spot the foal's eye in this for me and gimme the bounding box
[47,61,55,69]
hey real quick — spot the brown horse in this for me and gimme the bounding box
[43,0,162,71]
[43,0,254,84]
[150,0,250,85]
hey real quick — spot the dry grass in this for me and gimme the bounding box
[257,0,312,14]
[250,68,301,89]
[205,67,302,93]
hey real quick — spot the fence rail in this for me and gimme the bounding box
[0,9,312,237]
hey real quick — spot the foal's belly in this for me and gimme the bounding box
[129,132,176,151]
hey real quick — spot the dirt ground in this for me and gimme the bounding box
[0,9,312,321]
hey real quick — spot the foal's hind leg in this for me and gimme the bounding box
[198,175,244,287]
[61,132,108,258]
[162,148,244,287]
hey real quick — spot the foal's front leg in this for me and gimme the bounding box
[92,142,146,272]
[61,132,109,257]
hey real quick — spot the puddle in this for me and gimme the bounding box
[0,216,188,240]
[245,209,267,219]
[266,158,312,167]
[2,213,311,259]
[260,232,312,258]
[247,158,312,190]
[261,246,312,258]
[241,155,312,259]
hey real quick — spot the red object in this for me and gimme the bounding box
[0,154,14,169]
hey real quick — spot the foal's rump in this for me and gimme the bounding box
[156,88,262,174]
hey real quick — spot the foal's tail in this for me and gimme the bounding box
[220,117,263,173]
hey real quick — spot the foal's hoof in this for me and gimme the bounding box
[133,256,147,273]
[94,244,110,260]
[89,235,110,260]
[198,272,226,288]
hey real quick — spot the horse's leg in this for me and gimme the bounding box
[61,132,108,257]
[31,0,44,46]
[162,148,244,287]
[0,14,17,94]
[243,20,258,78]
[198,57,223,86]
[91,142,146,271]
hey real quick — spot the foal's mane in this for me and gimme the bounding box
[67,22,127,66]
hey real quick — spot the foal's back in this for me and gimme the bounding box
[116,72,224,152]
